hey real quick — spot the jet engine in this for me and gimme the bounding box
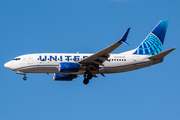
[53,73,77,81]
[58,62,79,73]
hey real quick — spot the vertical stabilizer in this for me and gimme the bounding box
[133,20,168,55]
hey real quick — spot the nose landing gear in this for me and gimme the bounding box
[16,71,27,81]
[23,75,27,81]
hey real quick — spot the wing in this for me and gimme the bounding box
[78,28,131,67]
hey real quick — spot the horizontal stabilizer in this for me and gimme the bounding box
[149,48,176,59]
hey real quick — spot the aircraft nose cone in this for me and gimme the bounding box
[4,61,12,69]
[4,62,8,68]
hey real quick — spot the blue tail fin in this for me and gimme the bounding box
[133,20,168,55]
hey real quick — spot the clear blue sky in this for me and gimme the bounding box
[1,0,180,120]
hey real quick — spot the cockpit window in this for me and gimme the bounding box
[13,58,21,60]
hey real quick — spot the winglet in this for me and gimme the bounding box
[118,28,131,43]
[121,41,129,45]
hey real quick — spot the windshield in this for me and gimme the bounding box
[13,58,21,60]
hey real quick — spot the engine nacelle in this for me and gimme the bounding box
[53,73,77,81]
[58,62,79,73]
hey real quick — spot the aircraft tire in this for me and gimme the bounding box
[83,79,89,85]
[23,76,27,81]
[87,74,93,80]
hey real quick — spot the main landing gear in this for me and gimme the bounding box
[83,78,89,85]
[83,73,93,85]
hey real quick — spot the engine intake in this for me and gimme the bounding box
[58,62,79,73]
[53,73,77,81]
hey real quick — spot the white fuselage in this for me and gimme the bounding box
[4,51,163,75]
[4,20,173,84]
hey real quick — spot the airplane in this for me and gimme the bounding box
[4,20,175,85]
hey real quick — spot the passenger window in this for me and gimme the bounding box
[122,59,123,61]
[124,59,126,61]
[114,59,116,61]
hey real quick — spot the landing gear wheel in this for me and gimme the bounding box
[23,76,27,81]
[87,74,93,79]
[83,79,89,85]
